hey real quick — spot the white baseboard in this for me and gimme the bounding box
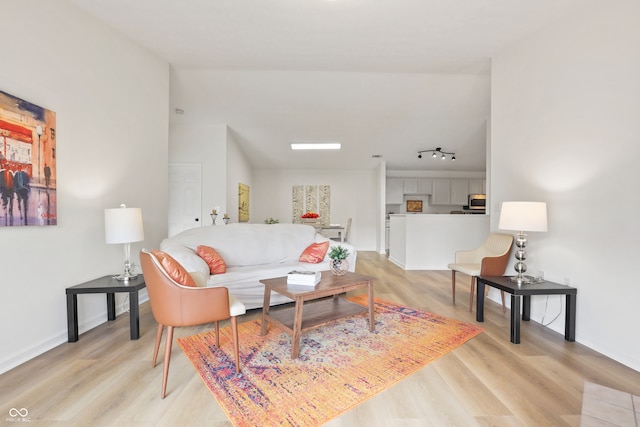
[0,294,150,375]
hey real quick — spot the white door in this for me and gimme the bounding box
[168,163,202,237]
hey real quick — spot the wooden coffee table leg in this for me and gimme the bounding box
[368,281,375,331]
[260,286,271,336]
[291,297,304,359]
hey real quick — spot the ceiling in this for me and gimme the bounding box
[70,0,582,171]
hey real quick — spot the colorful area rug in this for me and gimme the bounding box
[177,295,483,427]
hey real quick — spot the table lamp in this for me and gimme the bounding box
[498,201,548,285]
[105,204,145,281]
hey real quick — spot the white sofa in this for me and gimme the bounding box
[159,223,357,309]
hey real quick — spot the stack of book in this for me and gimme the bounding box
[287,270,321,286]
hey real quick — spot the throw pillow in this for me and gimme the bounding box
[197,245,227,274]
[151,250,197,287]
[299,241,329,264]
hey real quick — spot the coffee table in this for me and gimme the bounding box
[260,271,375,359]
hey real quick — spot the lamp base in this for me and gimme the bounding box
[114,272,138,282]
[509,275,543,286]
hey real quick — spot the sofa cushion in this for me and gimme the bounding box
[299,241,329,263]
[151,250,197,287]
[197,245,227,274]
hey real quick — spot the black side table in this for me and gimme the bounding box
[476,275,577,344]
[66,275,146,342]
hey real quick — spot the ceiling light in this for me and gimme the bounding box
[291,143,341,150]
[417,147,456,161]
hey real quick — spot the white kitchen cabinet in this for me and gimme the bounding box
[418,178,433,194]
[386,178,403,204]
[402,178,418,194]
[403,178,432,195]
[450,179,470,205]
[469,179,485,195]
[431,179,451,205]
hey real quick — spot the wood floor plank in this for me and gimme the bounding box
[1,251,639,426]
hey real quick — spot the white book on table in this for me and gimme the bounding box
[287,270,321,286]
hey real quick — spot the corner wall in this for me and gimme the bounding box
[0,0,169,374]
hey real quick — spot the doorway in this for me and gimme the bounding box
[168,163,202,236]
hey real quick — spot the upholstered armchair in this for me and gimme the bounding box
[447,233,514,313]
[139,249,246,398]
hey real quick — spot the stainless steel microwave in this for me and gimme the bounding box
[468,194,486,210]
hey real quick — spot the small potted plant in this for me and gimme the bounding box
[328,245,350,275]
[264,217,279,224]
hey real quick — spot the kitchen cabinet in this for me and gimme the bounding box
[418,178,433,194]
[450,179,470,205]
[386,178,403,204]
[431,179,451,205]
[402,178,418,194]
[469,179,485,195]
[403,178,433,195]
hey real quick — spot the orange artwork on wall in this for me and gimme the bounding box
[0,90,57,226]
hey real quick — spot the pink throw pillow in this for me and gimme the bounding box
[299,241,330,264]
[197,245,227,275]
[151,250,197,287]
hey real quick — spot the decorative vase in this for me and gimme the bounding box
[330,258,348,275]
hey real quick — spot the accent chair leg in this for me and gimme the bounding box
[469,276,476,312]
[214,321,220,347]
[231,316,241,373]
[161,326,174,399]
[152,323,164,368]
[451,270,456,304]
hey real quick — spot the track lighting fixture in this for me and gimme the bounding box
[417,147,456,161]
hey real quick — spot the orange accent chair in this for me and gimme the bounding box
[447,233,514,313]
[139,249,246,399]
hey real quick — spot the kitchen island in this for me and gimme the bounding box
[388,214,490,270]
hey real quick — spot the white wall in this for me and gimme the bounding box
[169,122,227,223]
[226,129,254,224]
[491,0,640,370]
[0,0,169,374]
[252,169,378,250]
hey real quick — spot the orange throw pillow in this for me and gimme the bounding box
[299,241,330,263]
[197,245,227,275]
[151,250,197,287]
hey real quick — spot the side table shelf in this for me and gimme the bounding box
[65,275,146,342]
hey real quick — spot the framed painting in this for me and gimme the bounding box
[238,183,249,222]
[0,90,57,226]
[406,200,423,213]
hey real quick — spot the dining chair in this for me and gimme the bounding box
[447,233,513,313]
[139,249,246,398]
[343,218,352,243]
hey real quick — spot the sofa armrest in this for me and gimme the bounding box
[159,239,210,276]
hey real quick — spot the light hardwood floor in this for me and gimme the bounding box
[2,251,639,426]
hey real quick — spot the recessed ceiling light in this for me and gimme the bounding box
[291,143,341,150]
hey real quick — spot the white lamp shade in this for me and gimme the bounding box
[105,205,145,244]
[498,201,548,232]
